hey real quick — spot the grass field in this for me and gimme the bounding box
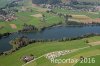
[25,45,100,66]
[78,0,100,3]
[53,8,100,24]
[61,0,100,4]
[0,1,100,66]
[69,14,92,23]
[53,8,100,19]
[0,36,100,66]
[70,16,100,24]
[75,55,100,66]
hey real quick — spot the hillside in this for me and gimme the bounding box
[0,0,32,8]
[1,0,100,8]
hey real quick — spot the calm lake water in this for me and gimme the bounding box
[1,26,100,52]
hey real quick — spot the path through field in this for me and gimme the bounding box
[22,46,90,66]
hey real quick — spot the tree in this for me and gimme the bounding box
[42,14,46,22]
[85,40,89,43]
[64,14,68,23]
[64,14,72,24]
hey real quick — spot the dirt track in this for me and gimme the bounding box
[88,41,100,46]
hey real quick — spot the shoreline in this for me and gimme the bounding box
[1,24,100,55]
[1,32,100,56]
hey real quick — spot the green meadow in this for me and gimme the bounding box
[0,7,65,34]
[75,55,100,66]
[0,36,100,66]
[0,0,100,66]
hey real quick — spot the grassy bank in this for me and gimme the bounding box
[75,55,100,66]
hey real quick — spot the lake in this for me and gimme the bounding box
[1,26,100,52]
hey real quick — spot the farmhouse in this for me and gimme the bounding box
[0,15,5,21]
[5,15,16,22]
[95,6,100,11]
[21,55,34,63]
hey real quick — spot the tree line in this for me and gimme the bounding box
[32,0,61,4]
